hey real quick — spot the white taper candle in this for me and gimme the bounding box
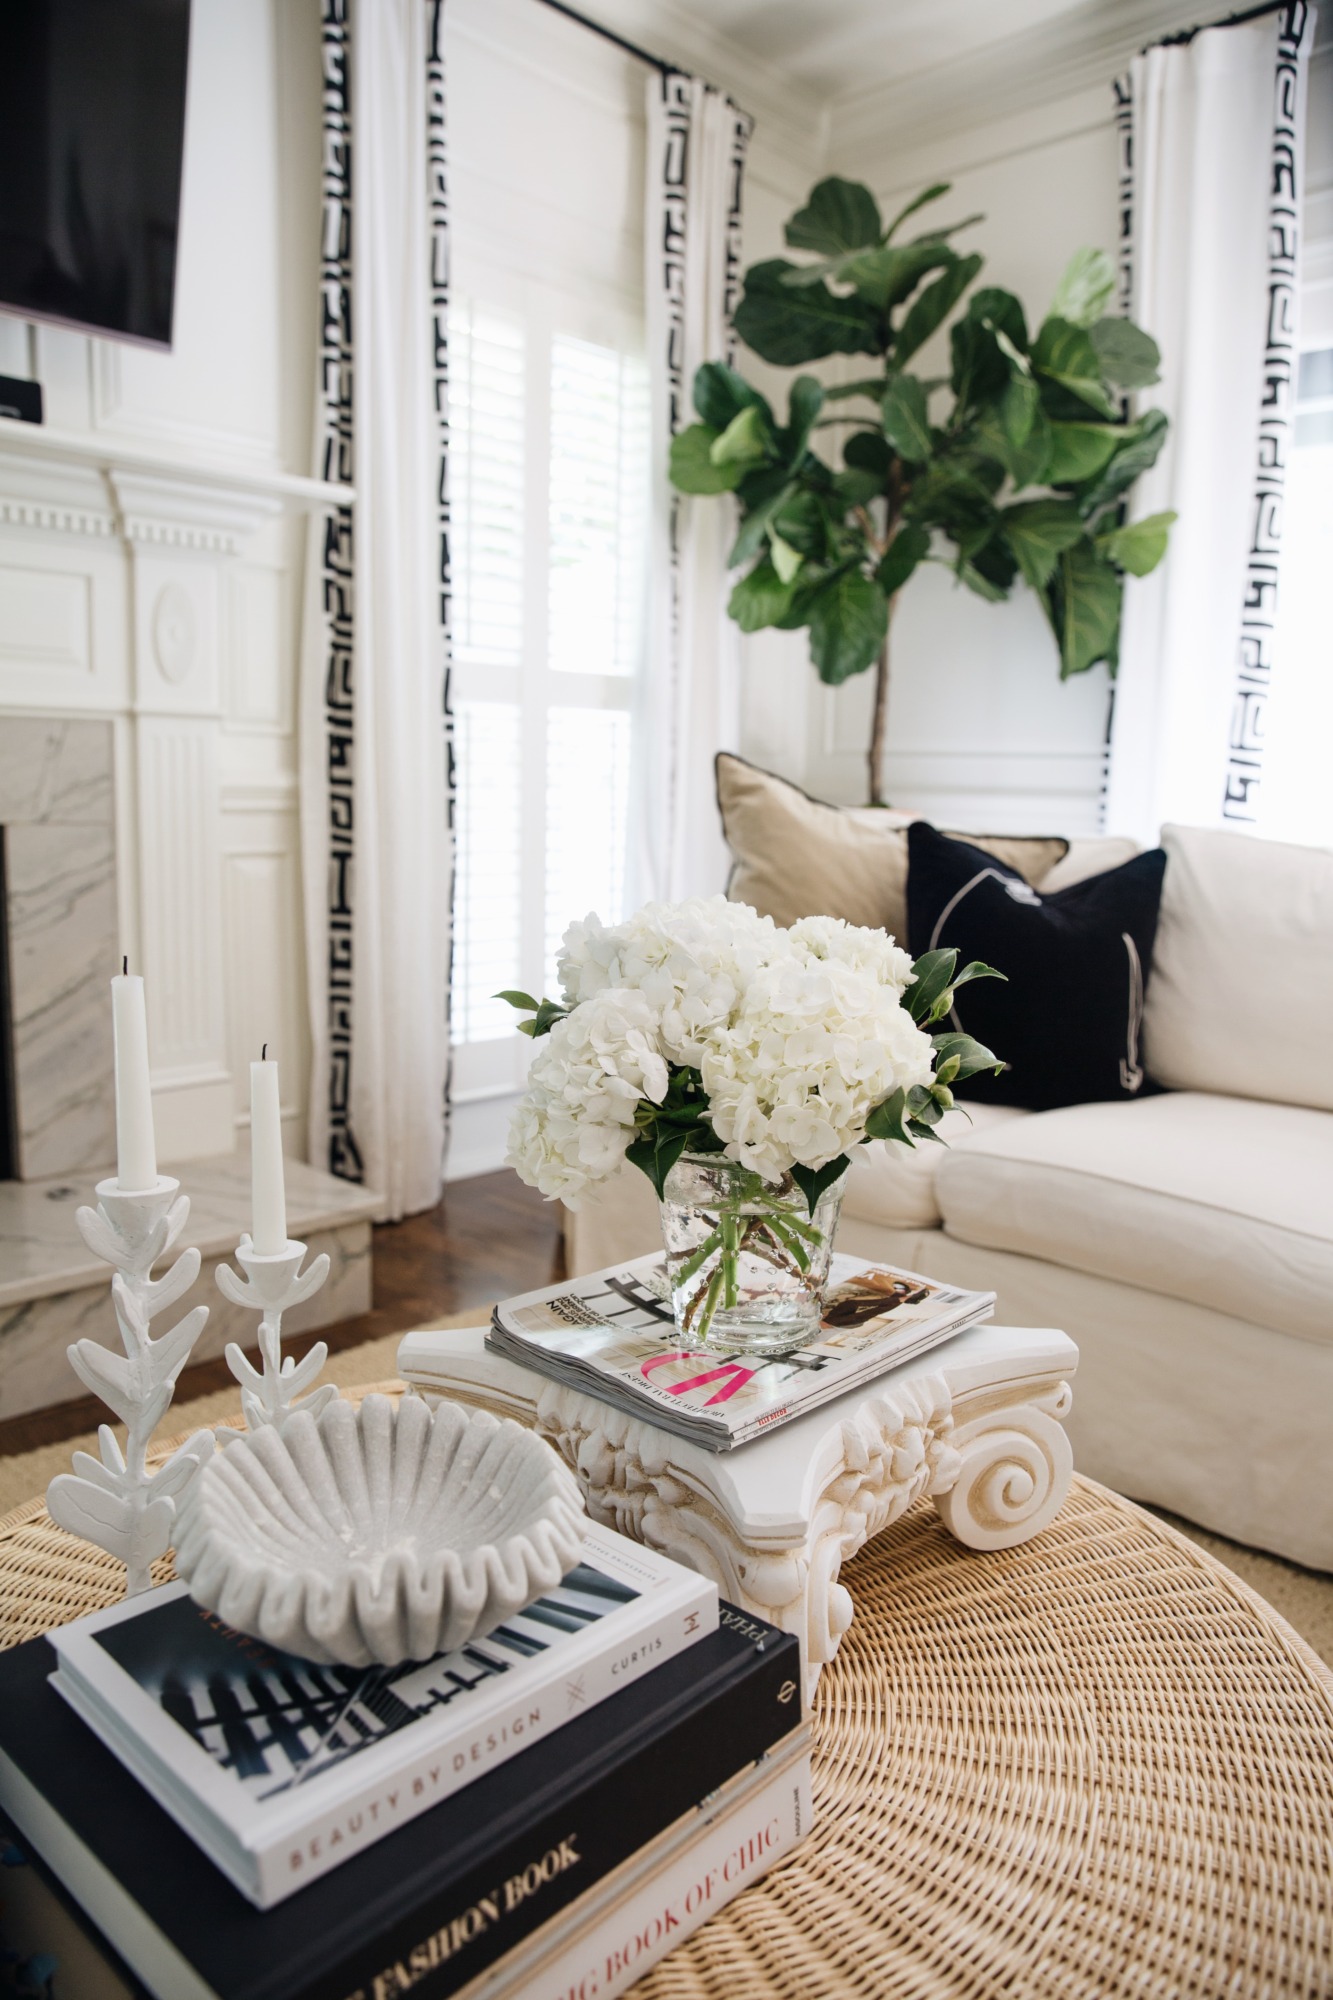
[249,1048,288,1255]
[111,965,157,1192]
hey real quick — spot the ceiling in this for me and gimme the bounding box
[586,0,1219,160]
[663,0,1111,105]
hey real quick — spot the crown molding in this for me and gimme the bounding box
[545,0,825,166]
[825,0,1229,170]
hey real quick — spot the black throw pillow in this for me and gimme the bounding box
[905,821,1167,1110]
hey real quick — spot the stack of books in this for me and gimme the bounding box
[0,1519,808,1999]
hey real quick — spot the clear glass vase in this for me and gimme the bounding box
[658,1153,844,1358]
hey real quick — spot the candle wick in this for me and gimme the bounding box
[122,956,128,976]
[262,1043,268,1061]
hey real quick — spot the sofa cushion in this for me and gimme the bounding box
[905,821,1167,1110]
[1144,823,1333,1113]
[842,1102,1029,1231]
[1040,836,1140,892]
[716,753,1067,938]
[935,1092,1333,1346]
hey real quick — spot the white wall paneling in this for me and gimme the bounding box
[221,799,308,1157]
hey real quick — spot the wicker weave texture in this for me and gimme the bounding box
[630,1479,1333,2000]
[1,1405,1330,1998]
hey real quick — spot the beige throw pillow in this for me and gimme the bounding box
[716,753,1068,943]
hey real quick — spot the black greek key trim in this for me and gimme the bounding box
[317,0,361,1182]
[1224,1,1312,823]
[427,0,456,1152]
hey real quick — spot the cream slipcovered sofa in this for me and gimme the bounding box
[564,758,1333,1572]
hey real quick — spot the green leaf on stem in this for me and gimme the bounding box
[1088,316,1161,389]
[728,560,798,632]
[735,261,882,367]
[931,1030,1005,1082]
[876,522,931,597]
[967,286,1029,353]
[710,403,772,468]
[769,532,804,585]
[833,467,884,509]
[670,425,742,494]
[1074,409,1169,519]
[494,989,539,1012]
[843,430,893,480]
[790,1156,851,1216]
[883,182,952,240]
[692,363,772,433]
[625,1127,693,1200]
[1048,247,1116,329]
[824,375,892,403]
[837,242,955,311]
[1096,509,1176,576]
[893,253,982,368]
[807,570,889,684]
[905,947,958,1024]
[1044,422,1122,485]
[881,374,933,462]
[1001,498,1087,590]
[784,375,825,460]
[1054,542,1122,676]
[865,1088,913,1145]
[785,178,883,256]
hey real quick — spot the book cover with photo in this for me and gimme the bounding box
[0,1601,805,2000]
[49,1521,717,1907]
[488,1253,994,1448]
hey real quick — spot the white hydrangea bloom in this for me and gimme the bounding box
[513,898,938,1199]
[701,921,934,1181]
[505,987,668,1206]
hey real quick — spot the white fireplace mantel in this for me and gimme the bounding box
[0,413,354,523]
[0,417,349,1169]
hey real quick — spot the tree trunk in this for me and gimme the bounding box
[868,618,891,806]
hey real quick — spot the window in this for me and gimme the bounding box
[449,293,649,1119]
[1256,346,1333,846]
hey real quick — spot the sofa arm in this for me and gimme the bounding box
[562,1162,662,1276]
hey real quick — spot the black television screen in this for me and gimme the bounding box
[0,0,192,350]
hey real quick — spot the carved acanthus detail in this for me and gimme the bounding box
[534,1373,965,1700]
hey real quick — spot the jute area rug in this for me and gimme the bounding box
[2,1311,1330,1671]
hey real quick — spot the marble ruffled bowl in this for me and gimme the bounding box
[173,1394,586,1667]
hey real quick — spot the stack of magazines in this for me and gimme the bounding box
[488,1253,996,1448]
[0,1518,809,1999]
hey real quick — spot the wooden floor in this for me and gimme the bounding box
[0,1172,565,1458]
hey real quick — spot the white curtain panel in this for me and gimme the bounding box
[1105,5,1315,845]
[634,75,753,907]
[300,0,454,1220]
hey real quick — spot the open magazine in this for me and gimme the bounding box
[487,1254,994,1450]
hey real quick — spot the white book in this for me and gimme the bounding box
[49,1520,717,1909]
[465,1735,813,2000]
[488,1252,995,1448]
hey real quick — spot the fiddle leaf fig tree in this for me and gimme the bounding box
[668,179,1175,804]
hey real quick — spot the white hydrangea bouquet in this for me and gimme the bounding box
[503,897,1002,1354]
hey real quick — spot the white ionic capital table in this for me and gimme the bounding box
[397,1322,1078,1698]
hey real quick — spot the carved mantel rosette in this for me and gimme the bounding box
[395,1323,1078,1702]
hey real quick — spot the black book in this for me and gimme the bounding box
[0,1605,802,2000]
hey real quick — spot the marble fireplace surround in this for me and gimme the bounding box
[0,717,117,1181]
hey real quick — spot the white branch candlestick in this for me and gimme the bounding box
[216,1236,335,1433]
[47,1176,215,1596]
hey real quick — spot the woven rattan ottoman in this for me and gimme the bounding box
[1,1407,1330,1997]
